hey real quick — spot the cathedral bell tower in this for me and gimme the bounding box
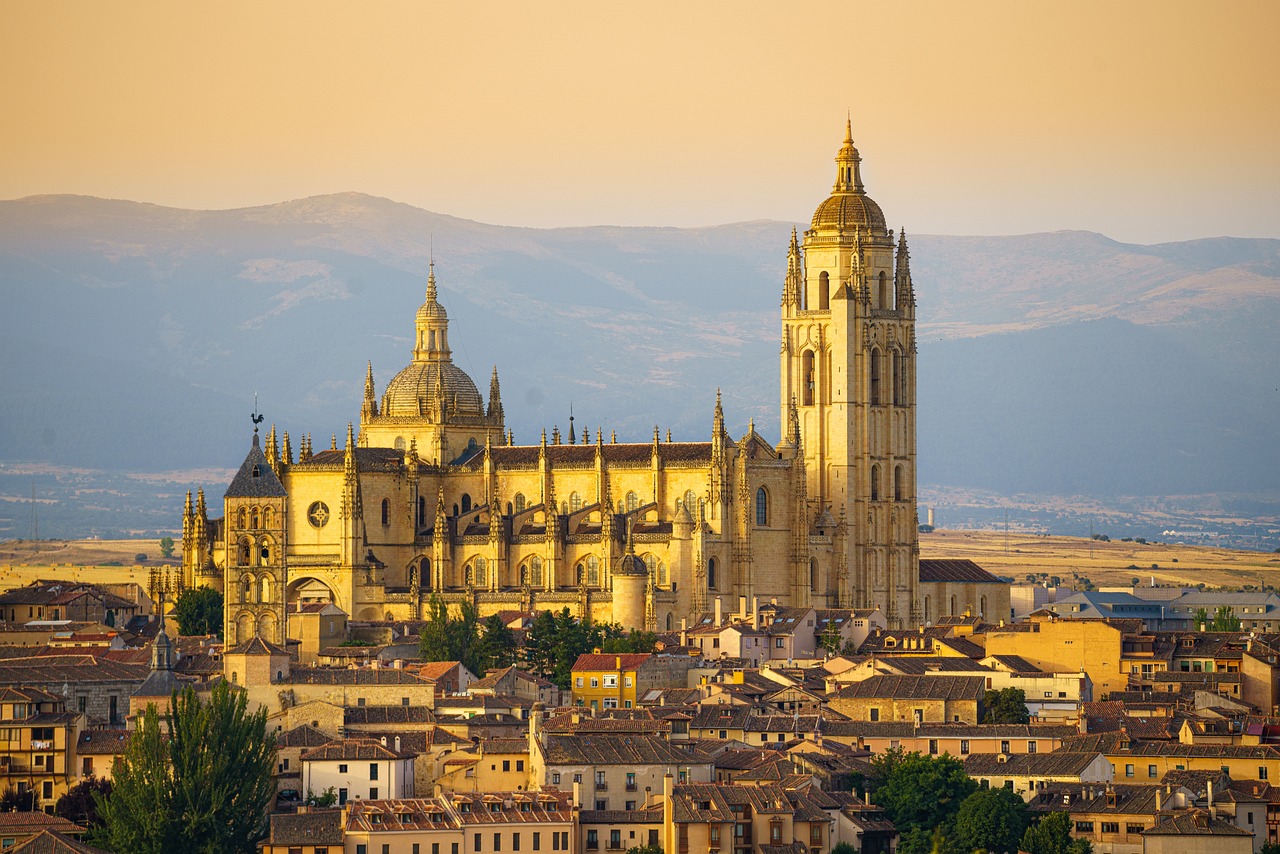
[780,121,919,626]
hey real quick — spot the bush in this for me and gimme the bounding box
[135,553,148,562]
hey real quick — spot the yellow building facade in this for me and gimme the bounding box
[182,124,1007,642]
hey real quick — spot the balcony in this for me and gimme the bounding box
[594,781,608,791]
[625,783,637,792]
[30,740,52,750]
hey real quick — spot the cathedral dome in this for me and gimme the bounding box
[382,361,484,418]
[811,119,886,234]
[811,192,886,232]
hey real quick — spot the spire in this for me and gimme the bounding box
[344,422,356,472]
[782,227,803,307]
[833,118,865,194]
[365,361,376,399]
[195,487,206,517]
[568,404,576,445]
[487,366,503,421]
[281,431,293,465]
[895,227,915,311]
[362,362,379,419]
[413,260,450,361]
[788,395,801,446]
[426,259,437,303]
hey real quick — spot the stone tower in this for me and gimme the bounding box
[780,121,919,626]
[222,430,288,644]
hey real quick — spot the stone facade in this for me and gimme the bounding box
[181,124,1008,641]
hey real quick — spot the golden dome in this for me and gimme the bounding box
[811,119,886,233]
[811,193,886,232]
[382,361,484,418]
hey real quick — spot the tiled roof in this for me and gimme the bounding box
[963,751,1105,777]
[0,813,86,834]
[541,734,709,766]
[344,706,435,725]
[918,559,1002,584]
[223,435,287,498]
[224,636,288,656]
[579,808,663,824]
[277,724,332,748]
[302,737,414,762]
[266,809,344,845]
[447,790,573,824]
[832,674,986,702]
[77,730,130,754]
[8,830,110,854]
[571,653,653,672]
[286,667,429,686]
[1143,810,1252,836]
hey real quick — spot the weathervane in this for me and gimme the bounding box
[251,392,265,433]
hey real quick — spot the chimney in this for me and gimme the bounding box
[739,596,748,620]
[529,702,544,754]
[680,618,688,647]
[714,597,723,626]
[662,774,675,854]
[1156,789,1163,811]
[572,779,582,809]
[751,597,760,631]
[394,735,401,753]
[1207,780,1215,816]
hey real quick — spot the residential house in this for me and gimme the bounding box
[259,808,345,854]
[828,675,986,725]
[0,687,84,807]
[301,737,416,805]
[963,751,1114,800]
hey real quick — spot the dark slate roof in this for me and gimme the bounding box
[918,559,1002,583]
[1143,810,1252,836]
[223,434,286,498]
[295,447,405,472]
[832,674,986,702]
[963,751,1105,777]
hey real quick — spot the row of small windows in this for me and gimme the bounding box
[461,554,668,587]
[920,595,988,623]
[238,573,274,603]
[235,536,274,567]
[235,506,275,530]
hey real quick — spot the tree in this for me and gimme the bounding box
[0,786,39,812]
[172,586,223,637]
[1021,811,1093,854]
[56,776,112,828]
[818,620,844,655]
[1211,604,1242,632]
[624,845,663,854]
[474,614,518,673]
[867,749,976,839]
[159,536,176,558]
[953,787,1029,854]
[983,687,1031,724]
[94,682,276,854]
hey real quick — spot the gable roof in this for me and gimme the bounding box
[918,559,1002,584]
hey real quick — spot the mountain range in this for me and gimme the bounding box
[1,193,1277,539]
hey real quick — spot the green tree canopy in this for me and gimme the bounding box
[94,682,276,853]
[172,586,223,638]
[159,536,175,559]
[983,687,1031,724]
[1021,811,1093,854]
[867,749,977,838]
[56,776,111,828]
[953,786,1029,854]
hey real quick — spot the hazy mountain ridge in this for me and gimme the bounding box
[2,193,1277,518]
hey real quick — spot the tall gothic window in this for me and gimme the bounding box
[417,496,427,527]
[707,557,717,590]
[818,271,830,311]
[625,491,639,513]
[569,492,583,513]
[892,350,903,406]
[810,558,819,592]
[870,464,880,501]
[683,490,698,516]
[755,487,769,527]
[381,498,390,526]
[869,349,882,405]
[878,271,888,309]
[514,493,526,513]
[802,350,816,406]
[894,465,904,502]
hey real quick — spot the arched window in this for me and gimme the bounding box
[810,558,819,592]
[260,575,272,603]
[250,508,260,529]
[894,466,905,502]
[259,539,271,565]
[891,350,903,406]
[642,554,666,586]
[950,595,957,616]
[980,596,988,618]
[576,555,598,586]
[522,556,543,587]
[238,539,251,566]
[394,436,406,451]
[242,575,253,603]
[625,491,639,513]
[467,557,487,587]
[421,558,431,590]
[707,557,717,590]
[514,493,526,513]
[666,613,674,631]
[924,595,932,624]
[237,508,247,529]
[818,271,830,311]
[461,494,472,513]
[381,498,390,526]
[869,348,881,405]
[417,496,427,527]
[683,490,698,516]
[428,329,436,349]
[870,465,880,501]
[802,350,816,406]
[755,487,768,526]
[262,507,273,528]
[878,271,888,309]
[569,492,583,513]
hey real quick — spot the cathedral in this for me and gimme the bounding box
[180,123,1009,645]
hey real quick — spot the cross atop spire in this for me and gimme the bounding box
[833,119,865,194]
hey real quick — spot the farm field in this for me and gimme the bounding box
[922,529,1280,590]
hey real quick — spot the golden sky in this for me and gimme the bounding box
[3,0,1278,243]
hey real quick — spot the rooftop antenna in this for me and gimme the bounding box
[251,392,264,434]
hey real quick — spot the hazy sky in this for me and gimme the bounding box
[4,1,1278,243]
